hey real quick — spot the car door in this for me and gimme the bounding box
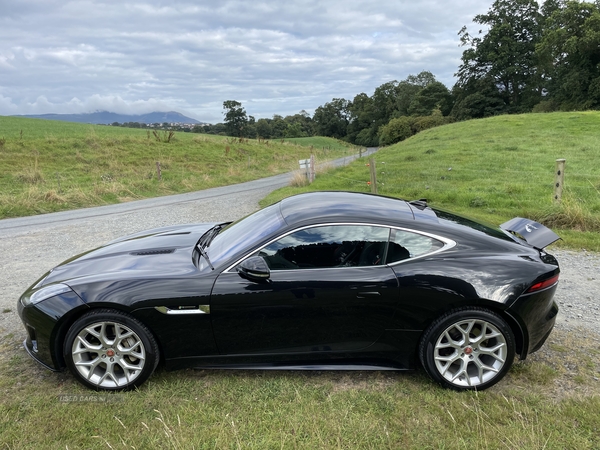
[210,224,400,355]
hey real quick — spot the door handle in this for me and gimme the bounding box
[357,291,381,298]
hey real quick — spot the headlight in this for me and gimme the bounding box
[22,283,73,306]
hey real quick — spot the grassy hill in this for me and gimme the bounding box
[0,117,357,218]
[262,112,600,251]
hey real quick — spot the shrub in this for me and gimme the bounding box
[378,117,415,146]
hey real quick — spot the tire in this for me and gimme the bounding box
[64,309,159,391]
[419,307,515,391]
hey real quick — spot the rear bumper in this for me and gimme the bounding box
[508,284,559,358]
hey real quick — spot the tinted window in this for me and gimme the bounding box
[386,229,445,263]
[433,208,514,242]
[208,202,285,265]
[259,225,390,270]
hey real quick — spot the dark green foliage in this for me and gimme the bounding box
[454,0,600,118]
[313,98,351,139]
[378,117,415,146]
[378,111,452,146]
[408,82,453,116]
[455,0,542,113]
[222,100,248,137]
[537,0,600,110]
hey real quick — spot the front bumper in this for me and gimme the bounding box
[17,290,88,370]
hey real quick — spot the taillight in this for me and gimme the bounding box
[526,274,559,293]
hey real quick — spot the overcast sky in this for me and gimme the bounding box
[0,0,494,123]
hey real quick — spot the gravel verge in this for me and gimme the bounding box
[0,179,598,343]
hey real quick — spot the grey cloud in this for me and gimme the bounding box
[0,0,494,121]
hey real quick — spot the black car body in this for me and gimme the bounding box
[18,191,560,391]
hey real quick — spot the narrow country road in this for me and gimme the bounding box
[1,146,598,342]
[0,149,378,337]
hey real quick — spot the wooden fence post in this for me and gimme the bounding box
[369,158,377,194]
[156,161,162,181]
[309,154,315,183]
[554,159,565,203]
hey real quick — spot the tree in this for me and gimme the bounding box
[312,98,350,138]
[408,81,453,116]
[222,100,248,137]
[456,0,542,113]
[346,93,378,146]
[537,0,600,109]
[255,118,272,139]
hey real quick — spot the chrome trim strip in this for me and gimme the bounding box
[223,222,456,273]
[155,305,210,315]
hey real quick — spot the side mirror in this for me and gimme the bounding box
[237,256,271,283]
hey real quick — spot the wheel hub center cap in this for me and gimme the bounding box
[464,346,473,355]
[106,349,115,357]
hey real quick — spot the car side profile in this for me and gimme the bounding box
[18,191,560,391]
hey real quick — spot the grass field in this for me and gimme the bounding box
[262,112,600,251]
[0,117,357,219]
[0,326,599,449]
[2,113,600,448]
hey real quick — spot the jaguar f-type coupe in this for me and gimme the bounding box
[18,191,560,391]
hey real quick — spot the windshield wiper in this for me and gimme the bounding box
[196,244,214,270]
[197,223,225,248]
[203,224,225,248]
[196,223,227,270]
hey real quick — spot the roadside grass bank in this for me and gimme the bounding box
[261,112,600,252]
[0,327,598,448]
[0,117,358,219]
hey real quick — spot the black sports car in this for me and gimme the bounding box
[18,191,560,391]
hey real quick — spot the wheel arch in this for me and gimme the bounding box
[51,302,165,371]
[415,298,528,361]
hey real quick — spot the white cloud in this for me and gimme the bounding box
[0,0,495,121]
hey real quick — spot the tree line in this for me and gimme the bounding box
[121,0,600,146]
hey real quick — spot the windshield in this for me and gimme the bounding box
[207,202,286,266]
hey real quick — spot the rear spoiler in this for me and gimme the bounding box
[500,217,560,250]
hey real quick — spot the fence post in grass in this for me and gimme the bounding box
[554,159,565,204]
[369,158,377,194]
[156,161,162,181]
[309,154,315,183]
[299,158,309,181]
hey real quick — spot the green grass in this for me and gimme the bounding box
[261,112,600,251]
[0,328,599,449]
[0,117,359,219]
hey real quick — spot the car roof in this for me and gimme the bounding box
[279,191,416,227]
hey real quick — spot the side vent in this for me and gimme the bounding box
[130,249,175,256]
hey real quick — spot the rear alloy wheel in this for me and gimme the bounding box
[419,308,515,390]
[64,309,159,391]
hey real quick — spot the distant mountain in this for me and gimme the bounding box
[15,111,203,125]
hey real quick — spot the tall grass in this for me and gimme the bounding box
[0,117,357,218]
[261,112,600,251]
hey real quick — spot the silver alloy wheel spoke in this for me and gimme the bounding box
[71,321,146,388]
[433,318,507,387]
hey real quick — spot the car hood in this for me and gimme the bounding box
[39,223,217,286]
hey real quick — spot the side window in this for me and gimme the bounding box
[386,229,445,264]
[258,225,390,270]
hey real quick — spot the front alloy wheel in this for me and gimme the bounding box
[64,309,159,391]
[419,308,515,390]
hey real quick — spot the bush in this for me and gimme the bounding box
[532,100,557,113]
[378,116,415,146]
[412,110,452,132]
